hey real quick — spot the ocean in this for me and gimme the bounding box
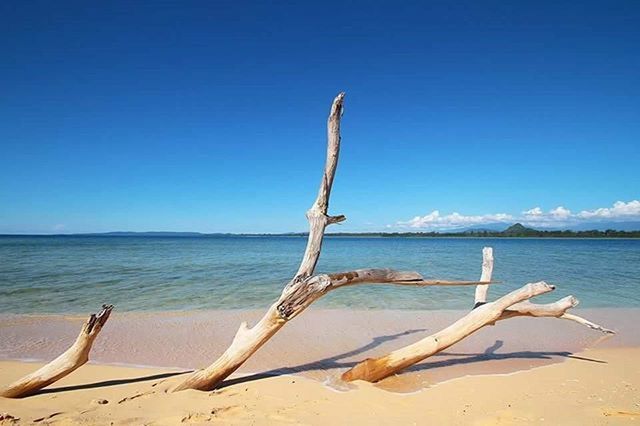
[1,236,638,313]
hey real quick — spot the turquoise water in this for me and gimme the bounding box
[0,236,638,313]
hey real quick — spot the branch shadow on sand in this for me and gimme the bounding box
[219,337,606,389]
[31,333,606,396]
[35,370,192,395]
[25,329,422,397]
[218,328,427,389]
[401,339,606,375]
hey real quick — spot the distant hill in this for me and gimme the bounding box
[502,223,539,236]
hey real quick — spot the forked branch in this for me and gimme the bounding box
[342,280,556,383]
[174,93,496,392]
[342,248,614,383]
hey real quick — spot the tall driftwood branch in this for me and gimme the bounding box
[0,305,113,398]
[173,93,350,392]
[173,93,494,392]
[342,247,614,383]
[295,92,346,280]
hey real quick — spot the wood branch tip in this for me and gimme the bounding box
[85,304,114,334]
[99,304,114,315]
[330,92,346,116]
[520,281,556,299]
[532,281,555,291]
[97,304,113,322]
[328,214,346,224]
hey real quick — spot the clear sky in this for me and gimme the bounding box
[1,1,639,233]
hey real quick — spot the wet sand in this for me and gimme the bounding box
[0,308,637,392]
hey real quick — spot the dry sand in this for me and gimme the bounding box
[1,309,639,424]
[1,347,639,425]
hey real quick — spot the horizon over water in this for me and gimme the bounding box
[1,236,639,314]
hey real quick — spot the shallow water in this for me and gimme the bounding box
[1,236,639,313]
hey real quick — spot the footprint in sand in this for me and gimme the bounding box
[181,412,212,423]
[210,406,240,418]
[0,413,20,425]
[603,410,640,418]
[33,412,63,423]
[117,390,155,404]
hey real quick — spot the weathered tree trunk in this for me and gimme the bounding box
[174,93,495,392]
[0,305,113,398]
[342,248,614,383]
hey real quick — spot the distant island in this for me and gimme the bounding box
[6,223,637,238]
[346,223,640,238]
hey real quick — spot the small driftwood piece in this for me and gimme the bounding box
[0,305,113,398]
[174,93,494,392]
[342,248,614,383]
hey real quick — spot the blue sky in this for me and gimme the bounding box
[1,1,639,233]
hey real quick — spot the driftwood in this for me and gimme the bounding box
[0,305,113,398]
[342,248,614,383]
[174,93,494,392]
[1,92,614,398]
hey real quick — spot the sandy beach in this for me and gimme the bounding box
[1,308,639,424]
[1,346,639,425]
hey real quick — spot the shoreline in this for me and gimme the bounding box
[1,308,637,394]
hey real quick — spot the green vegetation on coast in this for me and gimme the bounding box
[325,223,640,238]
[6,223,639,238]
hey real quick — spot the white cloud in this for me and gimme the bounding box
[397,210,513,229]
[577,200,640,219]
[523,207,543,217]
[550,206,571,218]
[522,206,572,225]
[392,200,640,230]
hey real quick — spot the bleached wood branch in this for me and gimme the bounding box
[495,298,614,333]
[174,93,350,392]
[173,93,496,392]
[560,313,615,334]
[342,281,555,383]
[342,247,615,383]
[328,269,496,288]
[294,92,346,280]
[0,305,113,398]
[276,271,496,320]
[473,247,494,308]
[479,251,614,334]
